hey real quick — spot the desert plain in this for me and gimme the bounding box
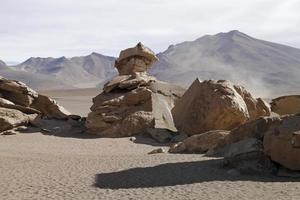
[0,88,299,200]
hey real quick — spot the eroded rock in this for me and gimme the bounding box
[271,95,300,115]
[264,114,300,170]
[0,107,37,132]
[169,130,230,153]
[86,43,185,137]
[172,79,270,136]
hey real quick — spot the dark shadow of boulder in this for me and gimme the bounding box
[94,159,298,189]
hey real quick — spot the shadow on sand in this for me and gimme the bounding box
[20,126,100,139]
[94,159,298,189]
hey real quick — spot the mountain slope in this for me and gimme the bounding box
[0,60,6,68]
[0,67,73,90]
[151,30,300,97]
[13,53,117,89]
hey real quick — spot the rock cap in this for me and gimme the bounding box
[116,42,158,63]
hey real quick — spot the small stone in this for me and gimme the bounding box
[129,137,136,142]
[1,130,17,135]
[14,125,28,132]
[41,128,51,133]
[148,148,165,154]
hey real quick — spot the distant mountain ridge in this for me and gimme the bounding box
[0,60,6,68]
[151,30,300,97]
[1,30,300,97]
[9,53,117,89]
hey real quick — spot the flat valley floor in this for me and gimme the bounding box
[0,88,299,200]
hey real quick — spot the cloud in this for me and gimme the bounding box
[0,0,300,62]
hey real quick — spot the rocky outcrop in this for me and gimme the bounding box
[170,114,300,172]
[264,114,300,170]
[0,79,38,107]
[0,77,71,132]
[31,94,70,119]
[172,79,271,136]
[86,43,185,137]
[115,42,158,75]
[271,95,300,115]
[0,107,37,132]
[0,78,70,120]
[223,138,275,174]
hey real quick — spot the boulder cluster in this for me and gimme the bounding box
[86,43,185,137]
[0,78,82,134]
[85,43,300,174]
[2,42,300,176]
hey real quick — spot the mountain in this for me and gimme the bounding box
[14,53,117,89]
[0,60,6,68]
[0,67,73,90]
[151,30,300,97]
[1,30,300,97]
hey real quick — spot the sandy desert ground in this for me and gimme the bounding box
[0,89,300,200]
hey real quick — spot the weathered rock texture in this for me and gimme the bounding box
[172,79,271,136]
[170,114,300,172]
[169,130,230,153]
[86,43,185,137]
[0,107,37,132]
[0,78,71,132]
[271,95,300,115]
[115,42,158,75]
[264,114,300,170]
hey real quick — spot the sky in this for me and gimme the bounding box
[0,0,300,63]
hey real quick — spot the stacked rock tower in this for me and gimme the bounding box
[86,43,185,137]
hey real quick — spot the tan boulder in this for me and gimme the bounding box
[30,94,70,119]
[264,114,300,170]
[226,116,281,145]
[0,79,38,107]
[271,95,300,115]
[0,107,37,132]
[169,130,230,153]
[172,79,270,136]
[115,42,158,75]
[223,138,275,174]
[0,97,40,115]
[0,78,70,119]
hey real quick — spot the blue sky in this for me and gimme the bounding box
[0,0,300,63]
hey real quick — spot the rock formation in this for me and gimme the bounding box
[264,114,300,170]
[0,77,71,132]
[172,79,271,136]
[169,130,230,153]
[86,43,185,137]
[170,114,300,172]
[271,95,300,115]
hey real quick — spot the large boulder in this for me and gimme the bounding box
[172,79,270,136]
[0,79,38,107]
[0,107,37,132]
[86,43,185,137]
[264,114,300,170]
[271,95,300,115]
[223,138,275,174]
[226,116,281,145]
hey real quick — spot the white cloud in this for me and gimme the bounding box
[0,0,300,62]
